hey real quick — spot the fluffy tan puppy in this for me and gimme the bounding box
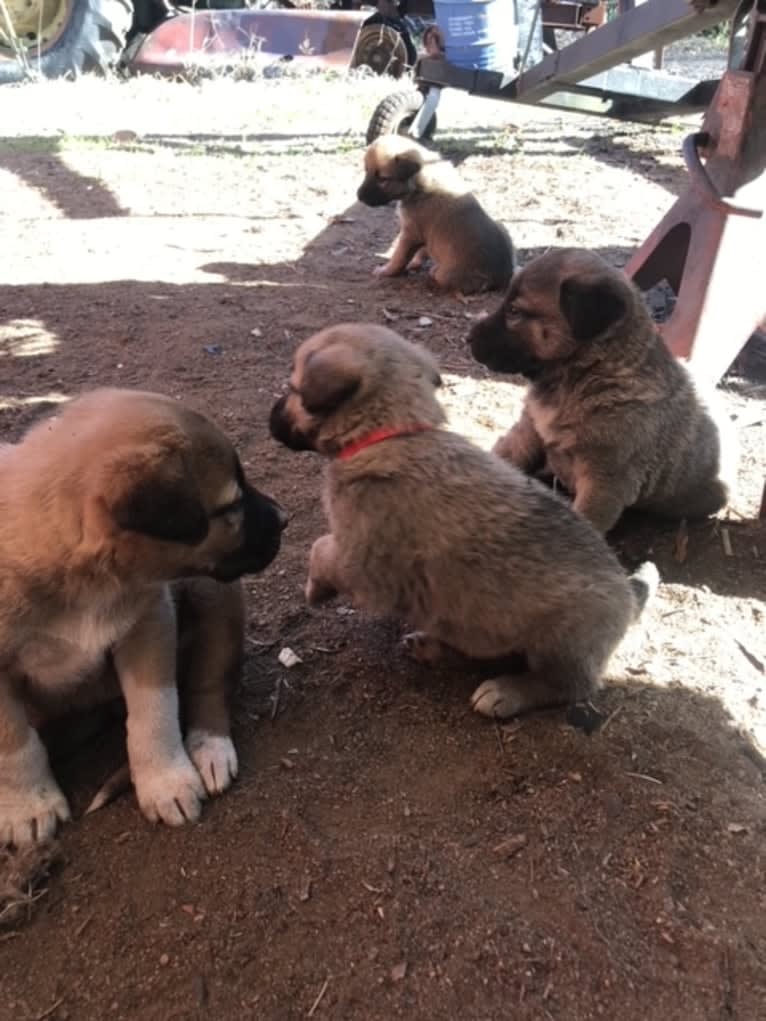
[469,248,737,532]
[357,135,515,293]
[0,389,286,845]
[270,323,657,720]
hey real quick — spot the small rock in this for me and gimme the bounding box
[417,316,433,327]
[278,647,303,668]
[391,962,408,982]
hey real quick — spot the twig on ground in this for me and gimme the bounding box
[35,997,63,1021]
[624,771,663,785]
[307,976,330,1017]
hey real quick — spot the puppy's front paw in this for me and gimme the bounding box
[0,731,70,846]
[133,753,206,827]
[305,575,338,606]
[0,782,70,846]
[402,631,444,664]
[471,678,527,719]
[373,262,399,278]
[491,434,516,462]
[185,730,238,796]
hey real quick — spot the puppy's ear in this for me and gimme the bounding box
[392,151,422,181]
[107,446,210,544]
[301,344,365,415]
[559,274,628,342]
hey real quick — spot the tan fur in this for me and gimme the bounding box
[357,135,515,294]
[0,389,286,845]
[270,323,657,722]
[469,248,738,533]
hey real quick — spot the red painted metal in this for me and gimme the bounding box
[128,8,369,76]
[624,7,766,383]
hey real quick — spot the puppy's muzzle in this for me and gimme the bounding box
[269,395,317,453]
[467,307,510,370]
[468,309,544,378]
[211,486,287,582]
[356,178,391,208]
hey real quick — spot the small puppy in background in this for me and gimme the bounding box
[469,248,736,533]
[357,135,515,294]
[270,323,657,721]
[0,389,286,846]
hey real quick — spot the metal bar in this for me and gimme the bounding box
[682,131,764,216]
[414,56,718,120]
[409,85,442,139]
[515,0,741,101]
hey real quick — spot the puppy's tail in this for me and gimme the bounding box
[628,561,660,621]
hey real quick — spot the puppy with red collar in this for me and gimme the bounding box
[269,323,657,720]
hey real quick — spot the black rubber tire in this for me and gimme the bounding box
[0,0,133,83]
[352,24,409,80]
[365,88,437,144]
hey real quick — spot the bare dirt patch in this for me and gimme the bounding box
[0,75,764,1021]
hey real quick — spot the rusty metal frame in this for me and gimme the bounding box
[624,0,766,382]
[412,0,742,120]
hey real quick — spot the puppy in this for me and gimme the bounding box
[357,135,515,294]
[0,389,286,846]
[468,248,737,533]
[270,323,657,721]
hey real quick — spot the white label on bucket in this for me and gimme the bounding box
[447,14,478,39]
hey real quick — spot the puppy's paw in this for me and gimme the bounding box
[491,434,516,462]
[0,782,71,846]
[305,575,338,606]
[471,678,528,719]
[373,262,399,278]
[402,631,444,664]
[185,730,238,796]
[0,731,70,846]
[133,753,206,827]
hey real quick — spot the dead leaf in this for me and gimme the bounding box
[492,834,528,858]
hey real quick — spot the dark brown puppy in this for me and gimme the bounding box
[0,389,286,845]
[270,323,657,724]
[357,134,515,294]
[468,248,736,533]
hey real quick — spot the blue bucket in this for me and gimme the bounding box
[433,0,518,72]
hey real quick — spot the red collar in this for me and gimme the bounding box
[336,424,434,461]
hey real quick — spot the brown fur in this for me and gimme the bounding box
[0,389,286,845]
[270,323,657,721]
[357,135,515,294]
[468,248,737,533]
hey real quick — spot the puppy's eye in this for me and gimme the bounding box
[211,497,244,521]
[507,303,535,320]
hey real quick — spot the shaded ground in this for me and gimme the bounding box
[0,75,764,1021]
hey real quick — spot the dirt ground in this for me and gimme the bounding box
[0,71,765,1021]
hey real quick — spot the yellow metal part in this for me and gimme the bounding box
[0,0,73,53]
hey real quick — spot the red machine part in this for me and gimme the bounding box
[625,2,766,384]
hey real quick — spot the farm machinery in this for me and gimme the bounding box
[366,0,766,384]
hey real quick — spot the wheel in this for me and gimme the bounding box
[0,0,133,83]
[351,23,409,79]
[366,88,437,144]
